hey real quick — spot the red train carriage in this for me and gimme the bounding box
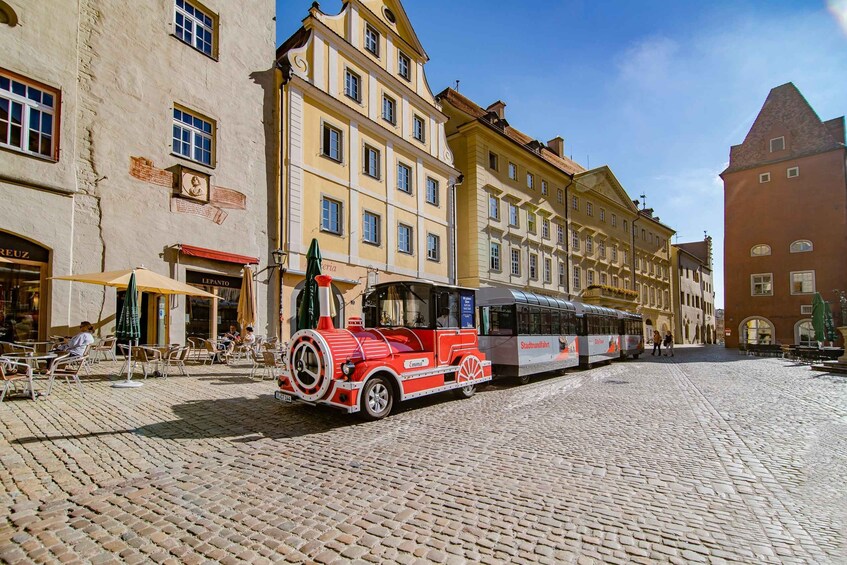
[276,276,492,419]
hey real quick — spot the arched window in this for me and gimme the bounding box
[740,317,774,345]
[790,240,813,253]
[750,244,771,257]
[0,1,18,26]
[795,320,816,346]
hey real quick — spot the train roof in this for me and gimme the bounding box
[476,287,575,311]
[617,310,642,320]
[572,302,619,317]
[370,280,478,292]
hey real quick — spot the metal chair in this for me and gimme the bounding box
[249,350,282,380]
[91,336,118,362]
[161,346,190,378]
[46,354,85,396]
[0,358,36,402]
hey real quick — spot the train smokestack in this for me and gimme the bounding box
[315,274,334,331]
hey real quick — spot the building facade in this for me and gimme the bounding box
[672,238,716,344]
[633,209,675,336]
[277,0,460,339]
[0,0,276,344]
[721,83,846,348]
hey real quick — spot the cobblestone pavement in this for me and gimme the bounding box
[1,346,845,564]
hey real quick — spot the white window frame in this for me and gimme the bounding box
[490,242,501,271]
[572,266,581,292]
[557,188,563,204]
[510,248,521,276]
[759,172,770,183]
[508,162,517,180]
[541,180,548,195]
[611,214,617,227]
[173,106,214,166]
[527,211,536,234]
[397,51,411,81]
[508,203,519,228]
[398,223,413,254]
[587,269,594,286]
[789,240,813,253]
[529,253,538,280]
[397,162,412,193]
[558,262,566,287]
[769,136,785,152]
[526,172,534,189]
[586,202,593,216]
[174,0,216,58]
[0,71,59,160]
[381,94,396,125]
[751,273,773,296]
[344,68,362,102]
[544,257,552,284]
[364,24,380,57]
[571,229,580,251]
[363,144,381,179]
[321,196,343,235]
[362,211,381,245]
[787,166,799,178]
[426,233,440,262]
[585,235,593,255]
[541,218,550,239]
[790,270,815,295]
[557,224,564,245]
[801,305,813,315]
[320,121,343,163]
[413,114,425,143]
[489,196,500,221]
[600,208,605,222]
[750,244,771,256]
[488,151,498,171]
[425,177,439,206]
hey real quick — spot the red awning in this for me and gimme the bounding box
[179,244,259,265]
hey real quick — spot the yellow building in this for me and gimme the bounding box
[633,209,676,335]
[277,0,460,338]
[439,89,581,295]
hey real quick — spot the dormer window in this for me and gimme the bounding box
[364,24,380,57]
[769,136,785,152]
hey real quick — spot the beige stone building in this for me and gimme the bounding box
[0,0,276,344]
[672,238,716,344]
[633,208,675,335]
[276,0,461,339]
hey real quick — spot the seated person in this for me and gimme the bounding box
[54,321,95,357]
[219,324,240,350]
[436,308,450,328]
[241,326,256,346]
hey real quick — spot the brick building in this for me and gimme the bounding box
[721,83,846,347]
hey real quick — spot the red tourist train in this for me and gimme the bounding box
[275,275,492,419]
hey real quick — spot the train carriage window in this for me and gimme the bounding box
[518,306,530,335]
[528,306,542,335]
[435,290,461,328]
[562,311,576,335]
[376,283,431,328]
[550,310,561,335]
[540,308,552,335]
[491,305,515,335]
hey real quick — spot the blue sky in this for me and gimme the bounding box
[277,0,847,308]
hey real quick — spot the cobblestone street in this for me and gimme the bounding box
[1,345,845,564]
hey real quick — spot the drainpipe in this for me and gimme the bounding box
[449,174,463,286]
[563,175,575,300]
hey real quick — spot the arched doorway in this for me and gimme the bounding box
[794,319,816,346]
[739,316,774,345]
[290,280,344,335]
[0,231,50,341]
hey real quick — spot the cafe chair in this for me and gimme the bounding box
[249,350,282,380]
[46,354,85,397]
[91,336,118,362]
[161,346,190,378]
[0,358,36,402]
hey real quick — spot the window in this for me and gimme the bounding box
[600,208,606,222]
[612,275,619,287]
[425,177,439,206]
[750,244,771,256]
[544,258,552,284]
[398,223,413,254]
[557,224,564,245]
[426,233,440,261]
[489,151,498,170]
[320,122,343,162]
[364,24,380,57]
[508,203,519,227]
[790,271,815,294]
[611,214,617,227]
[787,166,799,178]
[598,241,606,259]
[489,196,500,220]
[490,242,501,271]
[527,212,536,234]
[527,173,534,189]
[624,279,630,290]
[751,273,773,296]
[510,248,521,276]
[363,144,380,179]
[571,195,579,210]
[557,188,564,204]
[173,107,214,166]
[397,162,412,193]
[623,219,628,233]
[801,305,813,315]
[611,246,618,263]
[174,0,215,57]
[0,71,58,159]
[363,211,381,245]
[413,115,425,142]
[759,172,771,183]
[572,266,581,292]
[382,95,396,124]
[623,250,628,264]
[600,273,607,285]
[529,254,538,280]
[585,235,593,255]
[587,270,594,286]
[586,202,593,216]
[769,136,785,152]
[541,180,548,195]
[397,51,411,81]
[571,229,580,251]
[541,218,550,239]
[790,240,812,253]
[641,229,646,240]
[559,262,566,287]
[321,197,342,235]
[508,162,517,180]
[344,69,361,102]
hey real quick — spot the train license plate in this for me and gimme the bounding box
[275,391,294,403]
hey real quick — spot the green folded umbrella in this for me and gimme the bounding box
[812,292,825,343]
[297,238,322,331]
[824,300,838,343]
[114,271,142,388]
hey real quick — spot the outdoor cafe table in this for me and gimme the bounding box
[17,341,53,353]
[0,352,58,399]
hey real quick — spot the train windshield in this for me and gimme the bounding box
[375,283,432,328]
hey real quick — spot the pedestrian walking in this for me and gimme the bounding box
[663,330,674,357]
[652,330,662,356]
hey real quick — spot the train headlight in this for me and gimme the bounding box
[341,360,356,377]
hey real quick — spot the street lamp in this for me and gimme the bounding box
[254,248,287,284]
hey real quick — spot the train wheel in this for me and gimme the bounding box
[453,384,476,399]
[360,375,394,420]
[517,374,531,385]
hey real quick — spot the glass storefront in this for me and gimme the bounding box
[185,271,242,340]
[0,262,42,342]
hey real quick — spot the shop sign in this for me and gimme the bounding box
[0,232,50,263]
[725,329,731,336]
[185,270,242,289]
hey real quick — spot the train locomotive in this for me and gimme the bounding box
[276,275,492,420]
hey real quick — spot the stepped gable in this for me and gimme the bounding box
[723,82,845,175]
[437,87,585,176]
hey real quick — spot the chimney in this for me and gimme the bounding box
[486,100,506,120]
[315,274,335,331]
[547,136,564,158]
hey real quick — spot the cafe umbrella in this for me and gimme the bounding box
[114,271,142,388]
[812,292,826,343]
[236,266,256,333]
[824,300,838,344]
[296,238,322,331]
